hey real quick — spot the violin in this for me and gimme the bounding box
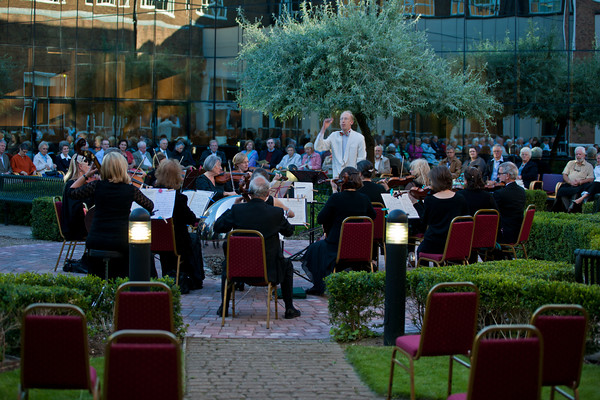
[214,172,251,185]
[376,175,415,189]
[74,138,101,171]
[127,170,146,188]
[409,186,432,200]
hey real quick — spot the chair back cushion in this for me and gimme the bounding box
[472,213,498,249]
[115,291,173,334]
[339,221,373,262]
[105,343,180,400]
[22,315,90,389]
[443,220,474,261]
[372,207,385,241]
[518,207,535,244]
[535,315,586,387]
[469,337,541,400]
[227,235,265,279]
[420,291,478,356]
[150,219,176,253]
[542,174,563,194]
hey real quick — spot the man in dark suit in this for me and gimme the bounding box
[198,140,227,168]
[214,176,301,319]
[484,144,505,183]
[154,138,174,161]
[258,138,284,170]
[493,162,526,245]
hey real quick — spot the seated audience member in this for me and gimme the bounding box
[132,141,154,172]
[155,159,203,291]
[173,140,195,169]
[11,143,36,175]
[33,141,56,173]
[440,145,462,179]
[457,167,497,216]
[276,144,302,170]
[555,146,594,212]
[94,139,110,165]
[407,138,423,160]
[56,141,72,174]
[214,176,300,319]
[118,139,134,167]
[573,152,600,209]
[155,138,173,160]
[462,146,486,172]
[259,138,284,170]
[299,142,322,171]
[241,140,259,168]
[199,139,227,167]
[483,144,505,183]
[531,146,551,179]
[302,167,375,295]
[357,160,387,204]
[196,154,235,201]
[421,137,438,166]
[373,145,391,176]
[518,146,538,189]
[410,165,468,256]
[493,162,526,244]
[0,139,13,174]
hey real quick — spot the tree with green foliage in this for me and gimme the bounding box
[234,0,501,158]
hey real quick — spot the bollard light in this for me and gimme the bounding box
[129,208,151,244]
[384,209,409,345]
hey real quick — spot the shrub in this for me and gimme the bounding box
[0,272,184,361]
[406,260,600,344]
[0,202,32,225]
[31,196,61,241]
[528,212,600,261]
[325,271,385,341]
[525,189,548,212]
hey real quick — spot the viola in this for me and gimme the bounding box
[409,186,431,200]
[214,172,250,185]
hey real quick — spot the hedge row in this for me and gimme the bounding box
[528,212,600,262]
[0,273,184,361]
[525,189,548,212]
[31,196,62,241]
[325,260,600,343]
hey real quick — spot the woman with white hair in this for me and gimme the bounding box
[518,146,538,189]
[33,141,56,173]
[276,144,302,170]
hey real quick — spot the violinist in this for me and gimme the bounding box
[409,165,468,257]
[357,160,387,204]
[231,152,252,191]
[302,167,375,295]
[195,154,235,201]
[405,159,430,190]
[69,152,154,279]
[143,152,166,187]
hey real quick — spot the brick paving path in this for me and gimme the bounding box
[0,226,419,399]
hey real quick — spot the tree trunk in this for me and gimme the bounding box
[354,112,374,162]
[549,116,568,169]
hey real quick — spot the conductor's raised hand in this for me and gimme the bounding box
[321,118,334,131]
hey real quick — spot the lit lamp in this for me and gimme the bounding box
[129,208,152,284]
[384,209,409,345]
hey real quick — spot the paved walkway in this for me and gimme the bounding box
[0,225,416,399]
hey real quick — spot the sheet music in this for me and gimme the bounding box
[294,182,314,203]
[270,180,293,198]
[132,188,176,219]
[381,192,420,219]
[183,190,215,218]
[278,198,307,225]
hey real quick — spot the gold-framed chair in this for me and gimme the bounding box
[335,216,374,273]
[417,216,474,267]
[53,195,87,271]
[498,204,535,259]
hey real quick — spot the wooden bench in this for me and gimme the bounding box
[0,174,65,224]
[574,249,600,285]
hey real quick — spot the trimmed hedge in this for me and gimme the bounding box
[0,273,184,361]
[325,260,600,343]
[31,196,62,241]
[528,212,600,262]
[525,189,548,212]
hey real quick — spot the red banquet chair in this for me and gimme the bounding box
[335,216,374,273]
[114,281,174,337]
[387,282,480,400]
[417,216,474,267]
[372,202,387,269]
[103,330,182,400]
[531,304,588,400]
[20,303,99,400]
[498,204,535,259]
[471,209,499,262]
[53,196,86,271]
[222,229,278,329]
[151,218,182,285]
[448,324,543,400]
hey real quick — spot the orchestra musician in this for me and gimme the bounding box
[405,159,430,190]
[356,160,387,204]
[195,154,236,201]
[69,152,154,279]
[456,167,497,216]
[302,167,375,295]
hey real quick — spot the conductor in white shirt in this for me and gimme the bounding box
[314,111,367,178]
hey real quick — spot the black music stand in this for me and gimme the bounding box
[288,170,329,185]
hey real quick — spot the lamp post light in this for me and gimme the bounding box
[129,208,152,284]
[384,209,409,345]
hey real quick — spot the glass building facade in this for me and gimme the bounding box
[0,0,599,155]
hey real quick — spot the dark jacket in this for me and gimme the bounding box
[258,149,284,170]
[484,158,505,182]
[318,190,376,244]
[519,161,539,189]
[199,150,227,167]
[493,182,526,244]
[213,198,294,283]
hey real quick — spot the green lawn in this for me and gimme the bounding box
[0,358,104,400]
[346,345,600,400]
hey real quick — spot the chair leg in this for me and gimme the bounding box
[175,255,181,286]
[273,284,278,320]
[387,348,397,400]
[221,281,229,327]
[54,240,68,271]
[408,357,415,400]
[266,283,271,329]
[447,355,453,397]
[231,284,236,317]
[522,244,528,259]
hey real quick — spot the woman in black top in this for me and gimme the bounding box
[412,165,468,255]
[456,167,497,216]
[155,159,203,290]
[61,157,95,241]
[356,160,387,204]
[70,152,154,279]
[195,154,235,202]
[302,167,376,295]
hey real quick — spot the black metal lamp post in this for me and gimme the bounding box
[128,208,152,283]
